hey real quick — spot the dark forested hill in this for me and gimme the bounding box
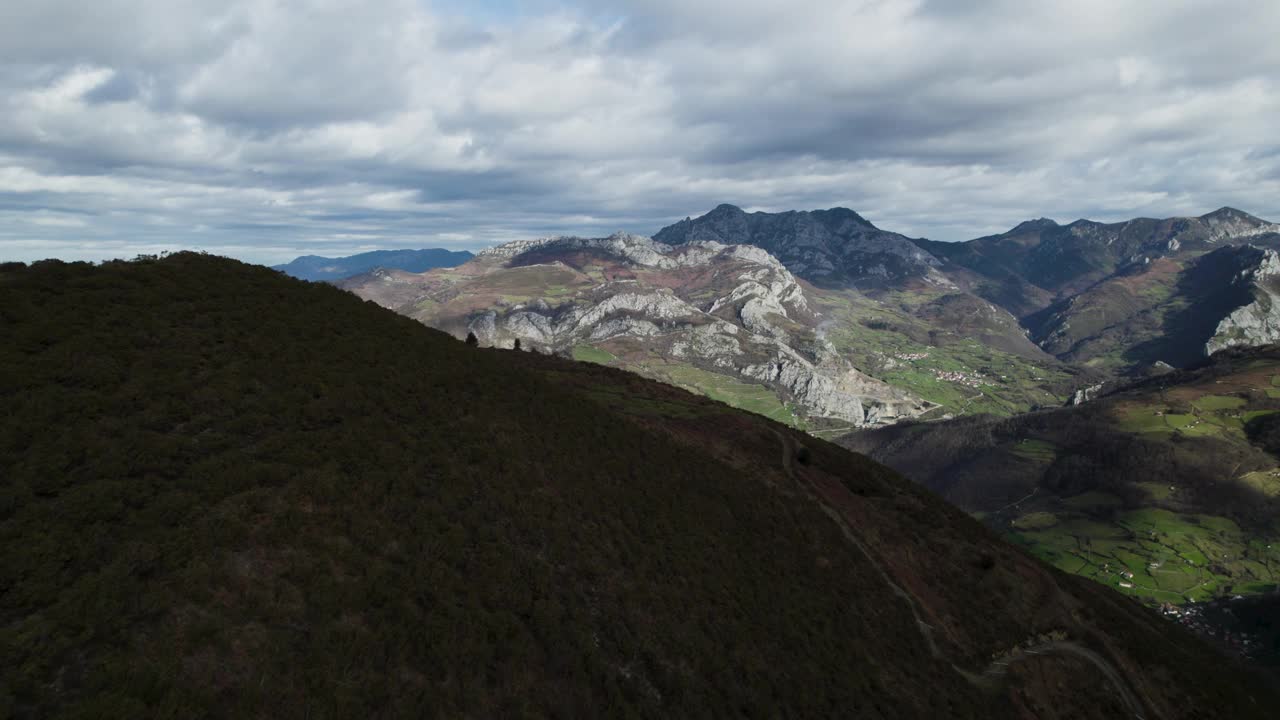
[1,254,1275,718]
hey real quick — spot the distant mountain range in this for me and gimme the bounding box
[272,248,473,281]
[920,207,1280,373]
[663,205,1280,376]
[4,253,1275,717]
[340,231,1074,428]
[343,204,1280,430]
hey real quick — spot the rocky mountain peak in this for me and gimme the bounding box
[1202,206,1263,223]
[1199,207,1280,242]
[653,205,940,286]
[1008,217,1059,234]
[812,206,876,229]
[1204,247,1280,356]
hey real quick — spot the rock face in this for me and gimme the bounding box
[1201,207,1280,243]
[342,232,932,426]
[1069,383,1105,406]
[1206,248,1280,355]
[654,204,949,287]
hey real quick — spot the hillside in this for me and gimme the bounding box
[918,209,1280,375]
[340,232,935,428]
[840,346,1280,606]
[919,207,1280,314]
[272,248,473,282]
[342,232,1078,426]
[2,254,1276,717]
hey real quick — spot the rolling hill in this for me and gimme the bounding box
[840,345,1280,606]
[1,253,1275,717]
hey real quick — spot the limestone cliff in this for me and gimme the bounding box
[343,232,933,426]
[1206,248,1280,355]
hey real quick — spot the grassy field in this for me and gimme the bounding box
[646,363,805,427]
[849,345,1280,609]
[1113,387,1269,441]
[1010,504,1280,603]
[1010,438,1058,461]
[813,291,1072,416]
[1027,381,1280,603]
[572,345,618,365]
[569,344,806,427]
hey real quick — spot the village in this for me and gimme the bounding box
[1159,600,1263,660]
[932,368,988,388]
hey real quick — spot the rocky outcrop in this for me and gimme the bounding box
[478,232,724,270]
[1069,383,1105,406]
[1205,248,1280,355]
[1200,207,1280,243]
[742,347,931,425]
[394,231,933,427]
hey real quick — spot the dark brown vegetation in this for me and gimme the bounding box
[1,254,1275,717]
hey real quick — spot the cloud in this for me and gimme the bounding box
[1,0,1278,263]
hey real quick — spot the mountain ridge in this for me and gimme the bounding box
[2,253,1276,717]
[341,232,935,427]
[272,248,474,281]
[658,204,1280,378]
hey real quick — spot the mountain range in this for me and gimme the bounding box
[272,248,473,282]
[342,204,1280,431]
[3,254,1275,717]
[341,232,938,427]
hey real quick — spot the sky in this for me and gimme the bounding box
[3,0,1279,264]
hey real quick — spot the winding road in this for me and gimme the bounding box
[771,429,1153,719]
[981,641,1147,719]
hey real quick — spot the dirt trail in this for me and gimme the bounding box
[773,429,941,659]
[981,641,1147,719]
[772,429,1153,719]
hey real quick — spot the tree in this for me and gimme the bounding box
[513,338,522,351]
[465,332,479,346]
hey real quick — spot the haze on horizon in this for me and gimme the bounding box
[2,0,1279,264]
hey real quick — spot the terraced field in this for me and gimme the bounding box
[1010,504,1280,603]
[1004,374,1280,602]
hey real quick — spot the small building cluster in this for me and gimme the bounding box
[933,369,986,387]
[1160,602,1261,659]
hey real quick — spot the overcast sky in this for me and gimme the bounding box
[3,0,1279,264]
